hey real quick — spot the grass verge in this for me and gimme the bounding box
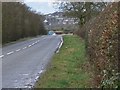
[35,35,91,88]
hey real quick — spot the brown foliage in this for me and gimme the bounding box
[77,2,119,87]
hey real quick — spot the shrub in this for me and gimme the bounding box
[77,2,119,88]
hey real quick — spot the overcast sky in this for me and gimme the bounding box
[24,0,59,15]
[23,0,116,14]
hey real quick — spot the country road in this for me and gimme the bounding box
[2,35,62,88]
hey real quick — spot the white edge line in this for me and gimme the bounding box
[56,37,63,53]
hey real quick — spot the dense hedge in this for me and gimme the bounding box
[77,3,119,88]
[2,2,47,44]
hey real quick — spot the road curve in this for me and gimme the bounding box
[2,35,62,88]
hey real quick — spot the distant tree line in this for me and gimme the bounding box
[57,2,107,27]
[2,2,47,44]
[57,2,108,52]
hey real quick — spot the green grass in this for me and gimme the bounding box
[35,35,91,88]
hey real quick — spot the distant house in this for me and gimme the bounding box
[44,11,79,31]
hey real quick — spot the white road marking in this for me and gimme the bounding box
[32,43,35,46]
[28,45,32,47]
[0,55,4,58]
[16,49,21,52]
[35,76,39,80]
[39,70,44,73]
[7,51,14,55]
[23,47,27,49]
[35,41,38,43]
[3,36,49,57]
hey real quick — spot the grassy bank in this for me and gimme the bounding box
[35,35,91,88]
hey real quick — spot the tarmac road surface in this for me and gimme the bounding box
[2,35,62,88]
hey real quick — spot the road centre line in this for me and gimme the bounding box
[23,47,27,49]
[28,45,32,47]
[7,51,14,55]
[0,55,4,58]
[32,43,35,45]
[16,49,20,51]
[3,36,46,57]
[35,41,37,43]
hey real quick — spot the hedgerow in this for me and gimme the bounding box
[77,2,119,88]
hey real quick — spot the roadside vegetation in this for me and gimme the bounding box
[77,3,119,88]
[35,35,92,88]
[2,2,47,44]
[35,2,119,88]
[56,2,119,88]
